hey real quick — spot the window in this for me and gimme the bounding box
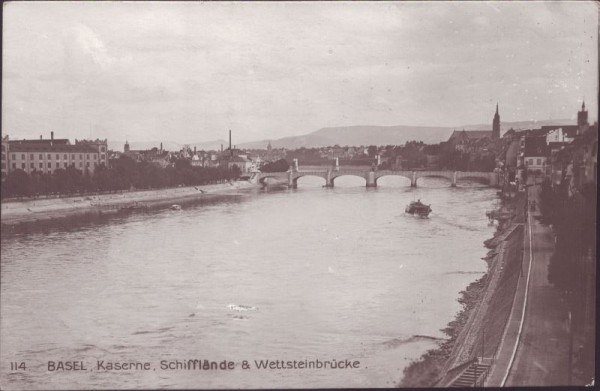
[1,153,5,161]
[79,154,83,159]
[94,154,97,160]
[48,162,52,168]
[21,163,25,169]
[86,162,90,167]
[30,163,34,169]
[79,162,83,167]
[21,154,25,160]
[1,163,5,169]
[64,163,68,168]
[12,163,16,169]
[56,154,60,159]
[30,154,34,160]
[86,154,90,160]
[12,154,16,160]
[536,158,541,165]
[47,154,52,159]
[39,163,43,168]
[64,154,67,160]
[101,155,105,160]
[71,154,75,159]
[39,154,43,159]
[56,163,60,168]
[100,146,106,152]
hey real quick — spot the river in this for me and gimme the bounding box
[0,176,498,389]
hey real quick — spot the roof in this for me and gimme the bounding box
[8,143,98,153]
[523,136,550,157]
[447,130,493,143]
[9,139,70,146]
[228,156,251,163]
[541,125,579,138]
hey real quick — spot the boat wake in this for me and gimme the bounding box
[382,335,446,349]
[227,304,258,312]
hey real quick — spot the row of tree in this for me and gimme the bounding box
[1,156,241,199]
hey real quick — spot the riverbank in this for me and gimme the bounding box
[1,181,259,232]
[399,192,526,387]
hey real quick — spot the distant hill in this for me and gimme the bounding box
[239,125,456,149]
[109,118,575,152]
[239,119,574,149]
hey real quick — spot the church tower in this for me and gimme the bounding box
[577,101,588,134]
[492,103,500,139]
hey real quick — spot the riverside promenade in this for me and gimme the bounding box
[486,178,571,386]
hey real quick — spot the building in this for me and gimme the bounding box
[446,104,501,149]
[577,101,589,133]
[492,103,501,139]
[522,136,550,174]
[75,138,108,167]
[1,135,9,180]
[2,132,104,178]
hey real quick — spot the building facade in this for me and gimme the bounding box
[2,133,103,178]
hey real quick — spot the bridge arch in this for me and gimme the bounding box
[330,173,367,187]
[374,173,413,187]
[292,173,327,187]
[414,174,454,187]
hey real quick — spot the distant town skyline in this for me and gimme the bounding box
[3,1,598,144]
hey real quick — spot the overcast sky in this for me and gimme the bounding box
[3,1,598,144]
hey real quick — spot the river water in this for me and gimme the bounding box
[1,176,498,389]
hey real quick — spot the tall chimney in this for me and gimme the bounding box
[51,131,54,140]
[160,142,163,151]
[229,129,232,156]
[221,144,223,152]
[194,146,197,154]
[40,135,42,140]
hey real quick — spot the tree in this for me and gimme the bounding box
[260,159,289,172]
[2,169,32,198]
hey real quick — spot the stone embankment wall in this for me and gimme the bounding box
[438,193,526,386]
[1,181,257,227]
[400,193,526,387]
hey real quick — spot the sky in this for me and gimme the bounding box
[3,1,598,144]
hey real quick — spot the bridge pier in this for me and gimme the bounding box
[366,171,377,187]
[411,171,417,187]
[288,171,297,189]
[451,171,457,187]
[324,170,334,187]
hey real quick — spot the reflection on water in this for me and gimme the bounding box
[1,179,497,389]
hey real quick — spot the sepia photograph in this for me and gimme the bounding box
[1,1,597,389]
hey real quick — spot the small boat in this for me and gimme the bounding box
[405,200,432,217]
[170,204,181,211]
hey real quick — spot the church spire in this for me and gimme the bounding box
[492,103,500,140]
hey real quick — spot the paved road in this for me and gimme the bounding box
[488,180,573,386]
[504,182,571,386]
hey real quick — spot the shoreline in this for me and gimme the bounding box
[399,192,526,387]
[1,181,260,233]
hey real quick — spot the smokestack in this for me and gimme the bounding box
[229,129,232,157]
[160,142,163,151]
[194,146,197,154]
[51,131,54,140]
[40,135,42,140]
[221,144,223,152]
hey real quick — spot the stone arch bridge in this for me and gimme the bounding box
[256,169,499,188]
